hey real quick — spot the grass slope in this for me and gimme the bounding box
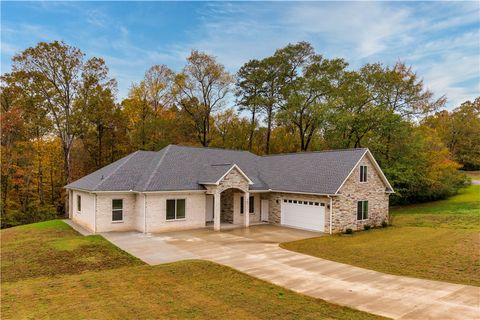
[1,220,383,320]
[281,185,480,286]
[1,220,142,282]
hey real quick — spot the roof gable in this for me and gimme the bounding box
[334,149,394,194]
[199,164,253,185]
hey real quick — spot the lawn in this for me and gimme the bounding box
[281,185,480,286]
[1,220,383,320]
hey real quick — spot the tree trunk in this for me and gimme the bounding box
[248,108,256,152]
[62,142,72,218]
[265,107,273,155]
[50,157,55,205]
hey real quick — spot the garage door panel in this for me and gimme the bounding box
[281,200,325,232]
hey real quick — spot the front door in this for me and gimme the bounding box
[206,195,214,222]
[261,200,269,222]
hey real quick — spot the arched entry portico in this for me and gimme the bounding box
[203,164,252,231]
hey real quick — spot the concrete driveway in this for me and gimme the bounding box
[102,225,480,320]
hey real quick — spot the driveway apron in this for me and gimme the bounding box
[102,225,480,320]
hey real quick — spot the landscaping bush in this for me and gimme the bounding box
[344,228,353,234]
[363,225,371,231]
[381,221,388,228]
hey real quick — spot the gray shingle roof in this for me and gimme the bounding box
[65,145,369,194]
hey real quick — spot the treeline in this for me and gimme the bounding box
[1,41,478,227]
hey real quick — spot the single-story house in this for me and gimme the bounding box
[65,144,393,234]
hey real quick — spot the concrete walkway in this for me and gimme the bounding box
[63,219,93,235]
[102,225,480,320]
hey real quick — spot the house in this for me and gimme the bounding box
[65,145,393,234]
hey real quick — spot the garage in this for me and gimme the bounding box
[281,198,325,232]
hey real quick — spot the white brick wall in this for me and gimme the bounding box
[96,193,137,232]
[145,192,206,233]
[71,190,95,232]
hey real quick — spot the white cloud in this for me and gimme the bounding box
[179,2,479,109]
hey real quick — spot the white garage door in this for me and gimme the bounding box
[281,198,325,232]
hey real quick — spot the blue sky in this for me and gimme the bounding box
[2,1,479,109]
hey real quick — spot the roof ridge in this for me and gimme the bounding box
[140,145,172,191]
[261,148,367,157]
[93,151,139,191]
[170,144,255,154]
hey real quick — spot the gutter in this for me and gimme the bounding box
[93,193,97,233]
[143,194,147,234]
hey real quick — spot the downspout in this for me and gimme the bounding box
[143,194,147,234]
[93,193,97,233]
[327,195,333,235]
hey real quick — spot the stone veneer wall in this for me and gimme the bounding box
[260,192,330,232]
[215,167,249,193]
[221,189,234,223]
[331,155,389,233]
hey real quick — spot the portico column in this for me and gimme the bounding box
[214,191,221,231]
[244,191,250,227]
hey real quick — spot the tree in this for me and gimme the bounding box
[12,41,84,185]
[236,59,265,151]
[423,97,480,170]
[124,65,177,150]
[174,50,233,147]
[143,64,175,114]
[275,42,347,151]
[75,57,118,169]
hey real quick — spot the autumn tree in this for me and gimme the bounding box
[423,97,480,170]
[11,41,85,185]
[124,64,177,150]
[175,50,233,147]
[75,57,119,169]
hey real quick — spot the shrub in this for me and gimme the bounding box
[363,224,371,231]
[344,228,353,234]
[381,221,388,228]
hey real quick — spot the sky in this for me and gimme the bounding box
[1,1,479,109]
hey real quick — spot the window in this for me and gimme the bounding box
[240,196,244,214]
[357,200,369,220]
[166,199,186,220]
[249,196,254,214]
[320,203,325,207]
[77,195,81,212]
[360,165,368,182]
[112,199,123,221]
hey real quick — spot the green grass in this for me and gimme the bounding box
[1,220,383,320]
[1,219,143,283]
[281,185,480,286]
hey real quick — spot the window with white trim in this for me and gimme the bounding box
[360,165,368,182]
[77,195,81,212]
[357,200,368,220]
[166,199,186,220]
[112,199,123,221]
